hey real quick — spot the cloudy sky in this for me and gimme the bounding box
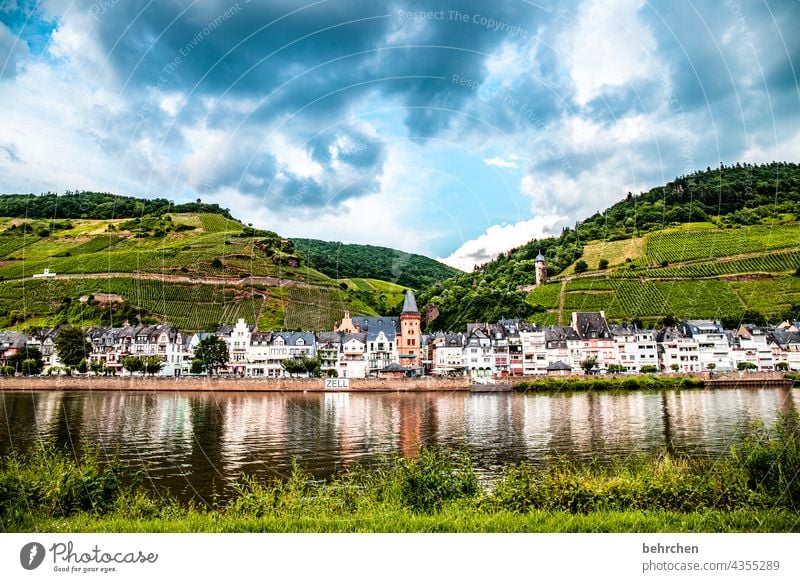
[0,1,798,270]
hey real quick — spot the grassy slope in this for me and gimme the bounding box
[0,214,387,331]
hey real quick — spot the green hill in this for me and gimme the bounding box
[419,162,800,331]
[0,192,449,331]
[292,238,460,289]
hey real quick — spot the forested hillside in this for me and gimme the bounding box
[0,191,233,220]
[292,238,460,289]
[419,162,800,331]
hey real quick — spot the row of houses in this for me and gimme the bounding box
[426,313,800,376]
[1,299,799,378]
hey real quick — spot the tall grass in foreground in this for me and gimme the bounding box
[1,415,799,533]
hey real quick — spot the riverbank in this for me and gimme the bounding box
[0,371,794,393]
[2,415,798,533]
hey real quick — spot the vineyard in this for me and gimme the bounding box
[526,283,561,309]
[645,224,800,265]
[284,287,349,331]
[612,249,800,279]
[200,213,243,233]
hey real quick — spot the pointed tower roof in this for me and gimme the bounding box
[401,289,419,314]
[535,249,546,262]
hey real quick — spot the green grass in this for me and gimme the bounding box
[3,415,799,533]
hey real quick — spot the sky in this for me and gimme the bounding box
[0,0,798,271]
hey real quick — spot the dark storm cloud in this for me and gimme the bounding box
[65,0,564,205]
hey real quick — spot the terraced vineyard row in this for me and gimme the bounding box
[612,280,670,316]
[526,283,561,309]
[284,287,348,331]
[200,213,243,233]
[611,249,800,279]
[646,224,800,264]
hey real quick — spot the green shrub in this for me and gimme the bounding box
[398,448,477,513]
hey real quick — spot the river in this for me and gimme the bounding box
[1,387,797,502]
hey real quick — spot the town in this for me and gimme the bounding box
[0,289,798,378]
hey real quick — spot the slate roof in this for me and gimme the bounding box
[401,290,419,314]
[350,316,399,341]
[272,331,316,346]
[546,360,572,371]
[573,312,612,339]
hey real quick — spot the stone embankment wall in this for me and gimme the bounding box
[0,375,472,392]
[0,371,793,393]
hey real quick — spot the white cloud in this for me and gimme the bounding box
[566,0,658,106]
[482,155,519,170]
[437,215,566,271]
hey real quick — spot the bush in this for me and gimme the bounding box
[640,365,658,374]
[574,260,589,274]
[598,259,609,270]
[211,258,224,269]
[399,448,477,513]
[0,365,15,376]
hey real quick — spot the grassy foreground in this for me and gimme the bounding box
[2,415,799,533]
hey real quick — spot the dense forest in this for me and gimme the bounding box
[292,238,460,289]
[418,162,800,331]
[0,191,233,220]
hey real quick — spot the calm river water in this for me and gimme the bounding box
[1,388,798,502]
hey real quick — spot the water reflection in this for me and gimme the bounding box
[0,388,797,503]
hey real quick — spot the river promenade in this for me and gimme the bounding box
[0,371,793,392]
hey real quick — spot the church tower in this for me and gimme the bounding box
[399,290,421,368]
[535,251,547,286]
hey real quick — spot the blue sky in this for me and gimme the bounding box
[0,0,798,270]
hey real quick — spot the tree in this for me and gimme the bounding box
[143,355,164,376]
[121,355,143,374]
[90,361,105,376]
[607,363,625,374]
[640,365,658,374]
[190,358,205,374]
[737,362,757,371]
[662,314,679,328]
[54,326,92,368]
[706,363,716,371]
[776,362,789,371]
[580,356,598,374]
[76,358,88,374]
[6,346,43,375]
[20,359,39,375]
[670,364,680,373]
[211,258,224,269]
[598,259,609,270]
[574,260,589,274]
[196,336,229,375]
